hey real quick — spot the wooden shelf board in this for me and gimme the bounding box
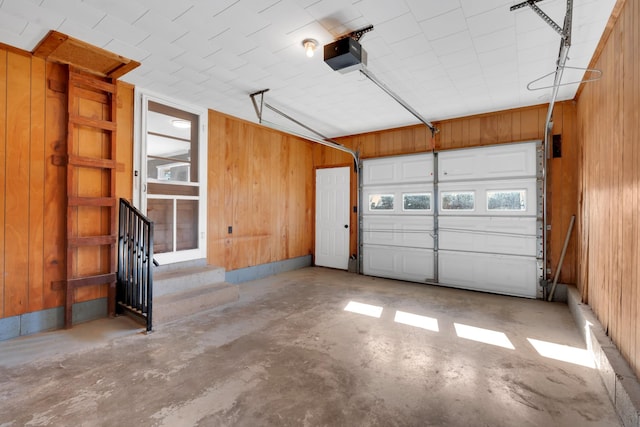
[32,30,140,78]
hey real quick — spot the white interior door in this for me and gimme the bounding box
[315,167,350,269]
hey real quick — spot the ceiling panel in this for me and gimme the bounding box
[405,0,461,22]
[421,8,468,41]
[0,0,618,138]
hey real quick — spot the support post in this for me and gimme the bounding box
[548,215,575,301]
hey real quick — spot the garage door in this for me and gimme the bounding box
[362,141,541,298]
[362,153,435,283]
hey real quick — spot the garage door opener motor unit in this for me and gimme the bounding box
[324,37,367,74]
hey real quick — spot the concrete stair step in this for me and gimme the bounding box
[152,282,239,326]
[154,258,207,274]
[154,265,225,297]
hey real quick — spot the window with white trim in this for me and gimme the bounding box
[487,190,526,211]
[403,193,431,211]
[369,194,394,211]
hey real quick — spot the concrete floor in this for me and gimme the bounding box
[0,267,621,426]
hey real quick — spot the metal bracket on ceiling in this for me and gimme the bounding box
[511,0,569,42]
[251,88,336,142]
[249,89,269,123]
[340,25,374,41]
[248,89,360,166]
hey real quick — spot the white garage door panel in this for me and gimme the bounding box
[438,250,537,298]
[363,153,434,185]
[361,141,539,298]
[363,216,434,249]
[438,216,537,256]
[439,142,537,181]
[438,178,537,217]
[363,245,434,282]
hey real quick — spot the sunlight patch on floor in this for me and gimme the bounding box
[527,338,595,368]
[394,310,439,332]
[454,323,515,349]
[344,301,383,318]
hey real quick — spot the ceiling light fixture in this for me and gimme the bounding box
[171,119,191,129]
[302,38,318,58]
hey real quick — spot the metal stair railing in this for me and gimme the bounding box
[117,198,154,332]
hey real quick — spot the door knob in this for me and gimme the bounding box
[344,224,349,228]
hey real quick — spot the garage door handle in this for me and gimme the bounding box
[344,224,349,228]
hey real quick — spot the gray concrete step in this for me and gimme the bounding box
[154,265,226,297]
[152,281,239,326]
[151,262,236,327]
[154,258,208,275]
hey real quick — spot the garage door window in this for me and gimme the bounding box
[441,191,475,211]
[403,193,431,211]
[369,194,394,210]
[487,190,526,211]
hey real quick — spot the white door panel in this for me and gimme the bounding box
[363,153,434,185]
[315,167,350,270]
[438,216,536,256]
[363,246,435,282]
[439,142,537,181]
[438,250,537,298]
[363,216,434,249]
[362,154,435,281]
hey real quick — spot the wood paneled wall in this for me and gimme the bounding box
[0,45,134,320]
[208,110,314,271]
[115,82,134,202]
[314,102,577,282]
[575,0,639,378]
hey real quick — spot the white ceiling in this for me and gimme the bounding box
[0,0,617,138]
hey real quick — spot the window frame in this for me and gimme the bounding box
[402,192,432,212]
[368,194,395,211]
[440,190,476,211]
[486,189,527,212]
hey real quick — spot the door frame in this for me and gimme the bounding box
[133,88,208,264]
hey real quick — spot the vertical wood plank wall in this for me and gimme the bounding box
[0,45,134,320]
[208,110,314,271]
[576,0,640,378]
[314,101,578,283]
